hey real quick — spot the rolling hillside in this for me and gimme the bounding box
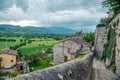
[0,24,76,34]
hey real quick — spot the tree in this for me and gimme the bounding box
[24,52,47,64]
[84,32,94,42]
[102,0,120,14]
[100,17,110,25]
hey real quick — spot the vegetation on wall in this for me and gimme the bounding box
[96,24,106,27]
[96,17,110,27]
[102,26,115,59]
[117,19,119,26]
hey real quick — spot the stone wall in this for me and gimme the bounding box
[10,53,94,80]
[53,40,81,65]
[94,27,108,58]
[94,12,120,77]
[110,12,120,77]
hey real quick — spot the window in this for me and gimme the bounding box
[11,60,13,62]
[68,48,71,53]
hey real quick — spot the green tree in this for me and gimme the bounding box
[102,0,120,14]
[84,32,94,42]
[24,52,47,64]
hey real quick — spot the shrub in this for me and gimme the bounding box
[10,71,18,78]
[0,71,9,76]
[96,24,106,27]
[111,64,116,73]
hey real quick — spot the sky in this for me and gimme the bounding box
[0,0,107,31]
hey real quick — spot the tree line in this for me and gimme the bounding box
[0,38,16,42]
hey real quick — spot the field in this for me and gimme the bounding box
[0,37,21,50]
[19,38,58,55]
[0,37,59,55]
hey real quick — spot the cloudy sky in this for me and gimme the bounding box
[0,0,107,31]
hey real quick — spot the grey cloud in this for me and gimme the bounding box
[0,0,107,31]
[0,0,29,12]
[16,0,29,12]
[0,0,15,11]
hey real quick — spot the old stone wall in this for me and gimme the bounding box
[94,27,108,58]
[10,53,94,80]
[110,12,120,77]
[94,12,120,77]
[53,40,81,64]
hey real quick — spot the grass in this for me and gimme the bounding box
[18,38,59,55]
[75,54,86,60]
[0,37,22,50]
[0,37,59,55]
[19,46,51,55]
[29,58,53,71]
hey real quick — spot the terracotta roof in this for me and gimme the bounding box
[0,48,17,56]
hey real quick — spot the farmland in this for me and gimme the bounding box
[19,38,59,55]
[0,37,59,55]
[0,37,21,50]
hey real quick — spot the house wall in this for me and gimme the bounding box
[0,54,16,68]
[53,40,82,65]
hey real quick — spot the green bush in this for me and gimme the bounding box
[10,71,18,78]
[111,64,116,73]
[0,71,9,76]
[96,24,106,27]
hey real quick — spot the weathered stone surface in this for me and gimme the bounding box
[114,13,120,77]
[10,53,94,80]
[94,27,108,59]
[91,68,119,80]
[53,36,91,65]
[91,58,119,80]
[93,58,106,69]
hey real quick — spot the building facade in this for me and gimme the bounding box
[0,48,17,68]
[53,36,91,65]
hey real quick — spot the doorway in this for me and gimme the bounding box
[64,56,68,62]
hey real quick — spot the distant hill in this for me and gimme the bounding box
[0,24,76,34]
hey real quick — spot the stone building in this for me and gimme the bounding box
[53,36,91,65]
[94,26,108,59]
[0,48,17,68]
[16,61,29,72]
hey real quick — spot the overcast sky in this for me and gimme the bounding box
[0,0,107,31]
